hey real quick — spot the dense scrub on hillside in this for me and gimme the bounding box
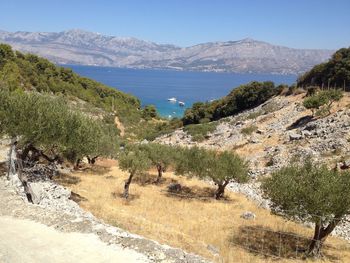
[0,43,141,127]
[182,81,278,125]
[297,47,350,90]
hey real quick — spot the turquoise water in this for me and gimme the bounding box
[66,65,296,118]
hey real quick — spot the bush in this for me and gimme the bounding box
[303,89,343,116]
[183,122,217,141]
[142,105,158,120]
[241,125,258,135]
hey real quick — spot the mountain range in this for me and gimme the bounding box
[0,29,334,74]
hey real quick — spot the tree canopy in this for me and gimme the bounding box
[183,81,277,125]
[118,146,151,198]
[0,90,119,164]
[262,159,350,257]
[139,143,173,183]
[175,147,249,199]
[297,47,350,90]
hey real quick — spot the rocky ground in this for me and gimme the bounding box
[0,147,209,263]
[156,92,350,240]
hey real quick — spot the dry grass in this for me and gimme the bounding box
[56,162,350,263]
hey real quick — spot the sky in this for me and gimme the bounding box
[1,0,349,50]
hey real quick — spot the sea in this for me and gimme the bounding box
[66,65,297,118]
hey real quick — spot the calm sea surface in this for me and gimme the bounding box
[66,65,296,118]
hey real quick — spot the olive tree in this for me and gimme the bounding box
[262,159,350,257]
[140,143,173,183]
[0,90,119,166]
[175,147,249,199]
[118,147,151,199]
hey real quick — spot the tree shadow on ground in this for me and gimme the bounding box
[79,164,111,176]
[0,162,7,176]
[287,115,314,130]
[133,173,175,186]
[70,191,88,203]
[164,184,233,203]
[230,225,339,261]
[54,173,81,185]
[111,191,140,202]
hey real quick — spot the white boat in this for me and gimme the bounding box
[167,97,177,102]
[178,101,185,107]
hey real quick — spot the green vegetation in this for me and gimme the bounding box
[0,43,142,128]
[262,159,350,257]
[183,122,217,142]
[297,47,350,90]
[119,146,151,199]
[246,110,263,120]
[183,81,277,125]
[175,147,249,199]
[0,90,119,166]
[142,105,158,120]
[140,143,173,183]
[303,89,343,116]
[134,117,183,141]
[241,125,258,135]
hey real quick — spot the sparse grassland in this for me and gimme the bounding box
[56,161,350,263]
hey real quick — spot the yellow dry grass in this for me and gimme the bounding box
[55,162,350,263]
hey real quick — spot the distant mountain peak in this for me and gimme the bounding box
[0,29,334,74]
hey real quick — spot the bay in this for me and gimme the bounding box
[66,65,297,118]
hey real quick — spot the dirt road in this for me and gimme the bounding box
[0,216,149,263]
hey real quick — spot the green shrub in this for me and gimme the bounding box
[246,110,263,120]
[183,122,217,141]
[303,89,343,116]
[241,125,258,135]
[142,105,158,120]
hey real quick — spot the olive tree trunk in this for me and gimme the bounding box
[214,180,230,200]
[307,218,341,257]
[123,172,135,199]
[155,164,163,184]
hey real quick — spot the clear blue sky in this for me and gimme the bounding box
[1,0,349,49]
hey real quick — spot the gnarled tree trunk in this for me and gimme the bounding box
[123,172,134,199]
[155,164,163,184]
[74,158,81,170]
[87,155,99,165]
[307,217,341,257]
[214,180,230,200]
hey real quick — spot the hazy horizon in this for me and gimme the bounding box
[1,0,349,50]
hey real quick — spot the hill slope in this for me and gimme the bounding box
[0,43,142,128]
[0,29,333,74]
